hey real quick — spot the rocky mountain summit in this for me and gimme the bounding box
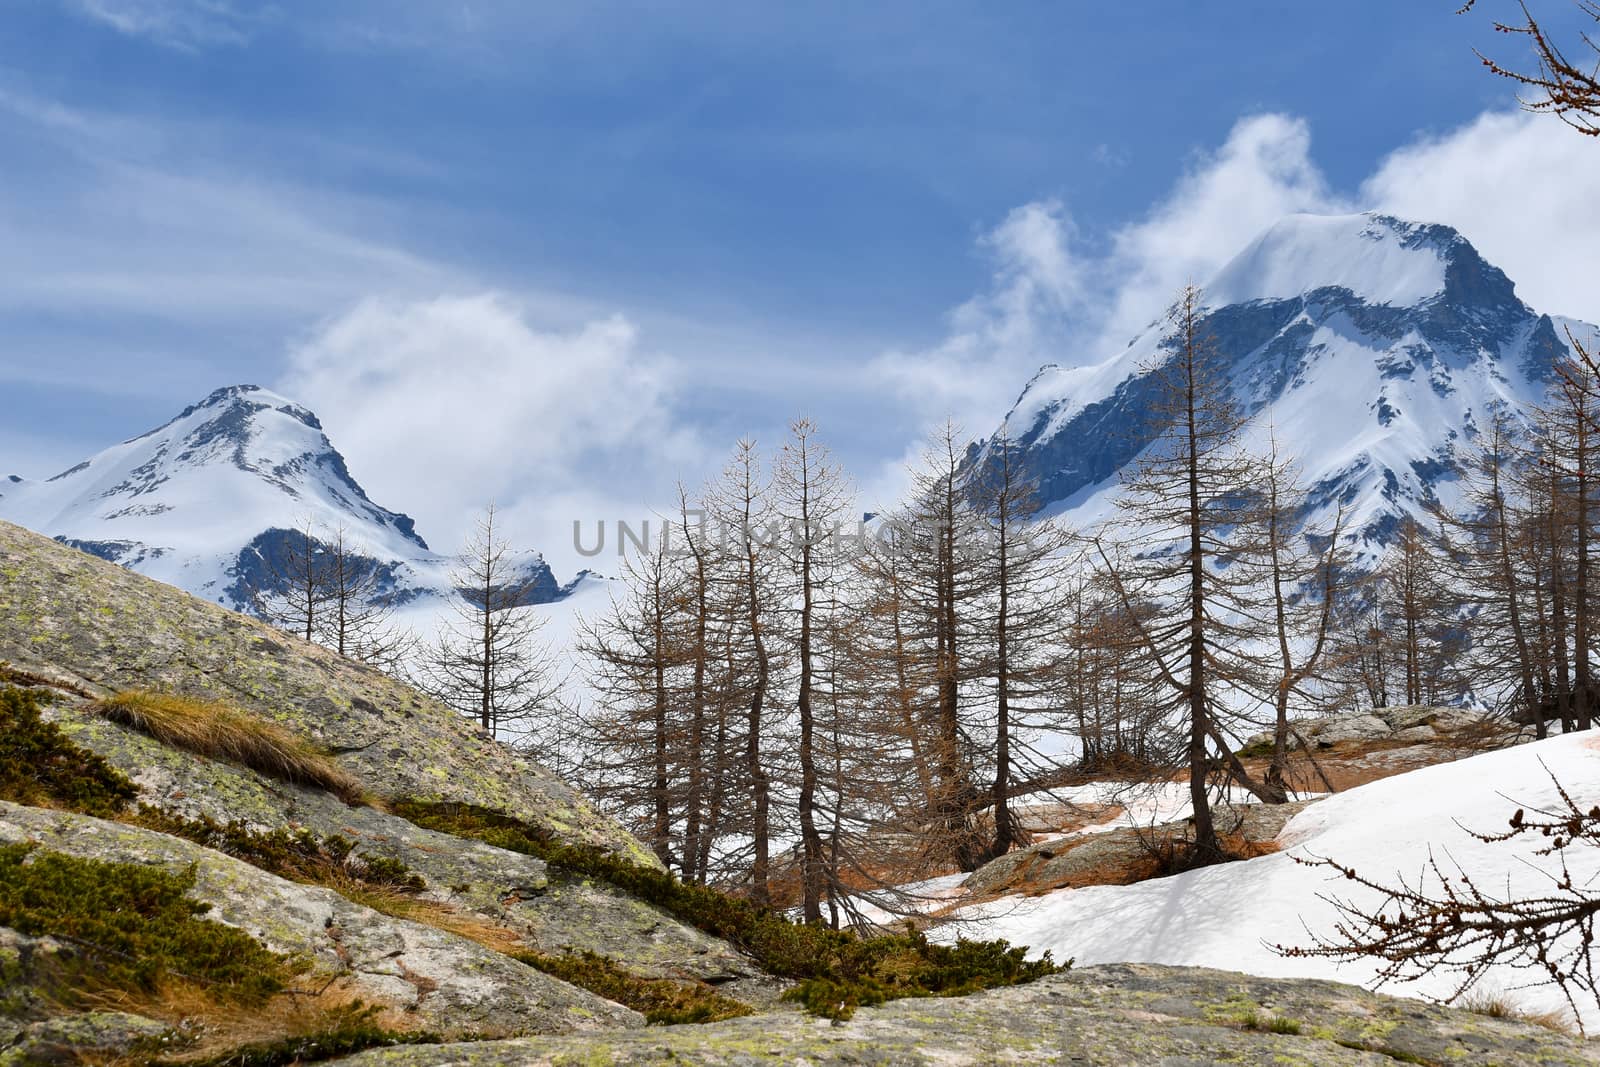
[0,385,562,613]
[1,516,1595,1065]
[977,212,1600,553]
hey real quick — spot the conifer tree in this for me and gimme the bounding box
[772,417,853,921]
[576,536,688,868]
[897,422,989,872]
[1096,285,1263,864]
[705,439,779,902]
[967,430,1075,860]
[426,505,564,739]
[249,516,332,644]
[1248,436,1348,802]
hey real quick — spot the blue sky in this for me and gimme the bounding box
[4,1,1600,572]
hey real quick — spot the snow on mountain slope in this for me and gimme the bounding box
[981,212,1587,551]
[1207,212,1449,309]
[947,730,1600,1030]
[0,384,560,610]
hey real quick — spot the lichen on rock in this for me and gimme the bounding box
[0,802,643,1039]
[0,518,649,864]
[323,964,1600,1066]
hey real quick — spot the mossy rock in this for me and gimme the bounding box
[0,802,643,1039]
[0,1010,173,1067]
[0,519,651,865]
[325,964,1600,1066]
[33,707,772,999]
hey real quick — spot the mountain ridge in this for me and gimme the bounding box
[976,211,1600,550]
[0,383,563,611]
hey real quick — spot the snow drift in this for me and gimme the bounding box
[948,730,1600,1030]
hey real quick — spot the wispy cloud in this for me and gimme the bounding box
[0,84,452,324]
[869,198,1083,434]
[63,0,270,50]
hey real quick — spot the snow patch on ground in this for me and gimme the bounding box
[943,731,1600,1029]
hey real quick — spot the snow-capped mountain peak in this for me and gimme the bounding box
[1,383,428,596]
[1205,212,1453,309]
[0,384,561,610]
[977,211,1595,552]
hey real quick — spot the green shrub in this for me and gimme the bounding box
[161,1003,438,1067]
[0,842,294,1006]
[392,800,1062,1020]
[131,809,426,896]
[0,686,138,815]
[513,949,753,1025]
[1246,1012,1301,1035]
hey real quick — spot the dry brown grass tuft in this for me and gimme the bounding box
[79,975,427,1065]
[336,884,525,955]
[96,691,364,803]
[1456,989,1576,1035]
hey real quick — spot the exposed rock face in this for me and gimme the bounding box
[0,519,646,864]
[1240,705,1489,754]
[963,800,1315,899]
[0,518,774,1005]
[0,802,643,1039]
[326,963,1600,1066]
[0,1009,173,1067]
[34,709,773,1001]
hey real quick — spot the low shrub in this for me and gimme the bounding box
[126,810,536,957]
[393,800,1062,1020]
[0,842,294,1006]
[130,809,425,896]
[1245,1012,1301,1035]
[96,691,363,803]
[513,949,754,1025]
[159,1002,439,1067]
[0,686,138,815]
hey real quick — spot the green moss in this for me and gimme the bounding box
[392,800,1063,1021]
[0,686,138,815]
[512,949,753,1025]
[0,842,294,1006]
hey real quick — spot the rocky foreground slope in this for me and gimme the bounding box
[2,517,1597,1065]
[332,964,1600,1066]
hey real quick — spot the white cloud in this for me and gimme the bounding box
[279,293,705,572]
[892,108,1600,455]
[1093,114,1343,351]
[64,0,265,50]
[1362,110,1600,322]
[869,115,1340,443]
[869,198,1082,430]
